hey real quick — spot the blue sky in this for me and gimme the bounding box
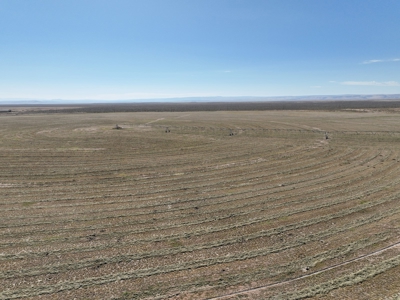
[1,0,400,100]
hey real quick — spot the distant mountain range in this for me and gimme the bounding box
[1,94,400,105]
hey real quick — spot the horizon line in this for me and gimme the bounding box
[1,93,400,103]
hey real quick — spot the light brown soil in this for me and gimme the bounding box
[1,110,400,299]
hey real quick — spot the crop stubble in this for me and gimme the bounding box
[1,110,400,299]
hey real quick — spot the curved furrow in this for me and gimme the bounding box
[0,146,390,235]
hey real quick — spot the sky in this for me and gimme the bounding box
[1,0,400,101]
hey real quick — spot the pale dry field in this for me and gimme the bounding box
[1,109,400,299]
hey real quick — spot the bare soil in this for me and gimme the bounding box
[1,109,400,299]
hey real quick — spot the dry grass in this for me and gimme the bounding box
[1,110,400,299]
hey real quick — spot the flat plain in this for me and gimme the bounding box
[1,106,400,299]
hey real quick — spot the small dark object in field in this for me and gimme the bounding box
[114,124,122,130]
[165,127,170,133]
[86,234,96,241]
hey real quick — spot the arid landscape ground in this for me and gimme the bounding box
[1,103,400,299]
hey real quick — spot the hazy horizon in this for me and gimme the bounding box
[1,94,400,106]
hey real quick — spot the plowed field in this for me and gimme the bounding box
[1,110,400,299]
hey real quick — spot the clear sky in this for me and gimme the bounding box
[1,0,400,101]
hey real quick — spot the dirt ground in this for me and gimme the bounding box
[1,109,400,299]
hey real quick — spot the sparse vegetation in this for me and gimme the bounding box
[1,106,400,299]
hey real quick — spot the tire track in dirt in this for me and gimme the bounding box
[206,241,400,300]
